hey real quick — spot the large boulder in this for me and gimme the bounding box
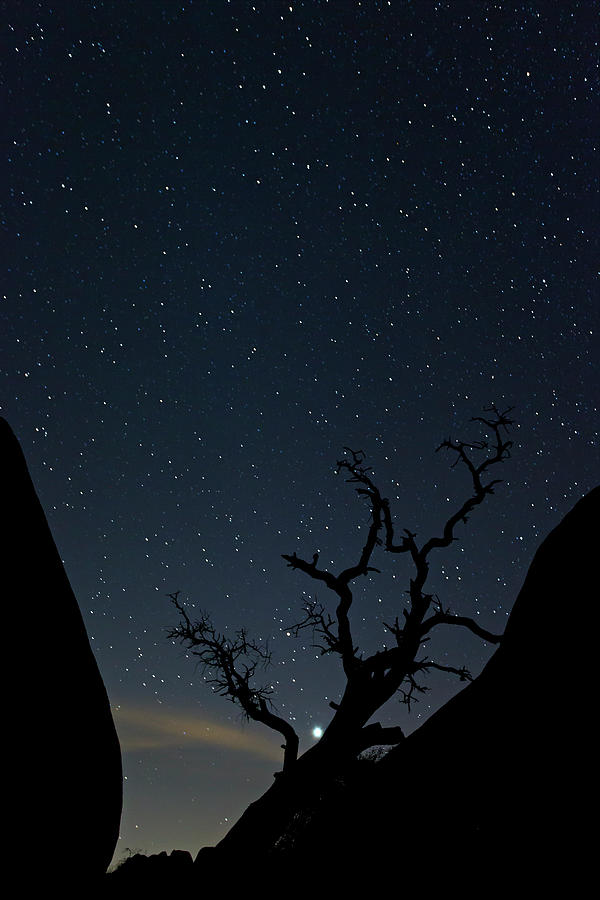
[2,418,122,888]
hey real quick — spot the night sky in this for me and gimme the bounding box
[2,0,597,865]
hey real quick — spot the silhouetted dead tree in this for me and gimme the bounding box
[168,406,513,854]
[280,405,512,756]
[167,593,299,771]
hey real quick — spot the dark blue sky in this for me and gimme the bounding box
[2,0,597,864]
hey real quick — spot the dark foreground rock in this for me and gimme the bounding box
[2,418,122,890]
[106,850,194,894]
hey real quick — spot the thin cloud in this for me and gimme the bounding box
[113,704,282,762]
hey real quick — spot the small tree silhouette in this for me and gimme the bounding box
[168,405,513,852]
[166,600,299,771]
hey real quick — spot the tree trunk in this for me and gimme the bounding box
[215,736,351,857]
[213,677,401,857]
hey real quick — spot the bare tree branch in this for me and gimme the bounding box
[420,405,514,560]
[413,659,473,682]
[286,597,341,657]
[281,554,362,675]
[420,612,503,644]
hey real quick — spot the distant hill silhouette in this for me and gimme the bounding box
[1,419,122,890]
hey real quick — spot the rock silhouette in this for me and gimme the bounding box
[108,849,194,893]
[2,418,122,889]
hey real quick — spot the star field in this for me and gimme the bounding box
[2,0,598,864]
